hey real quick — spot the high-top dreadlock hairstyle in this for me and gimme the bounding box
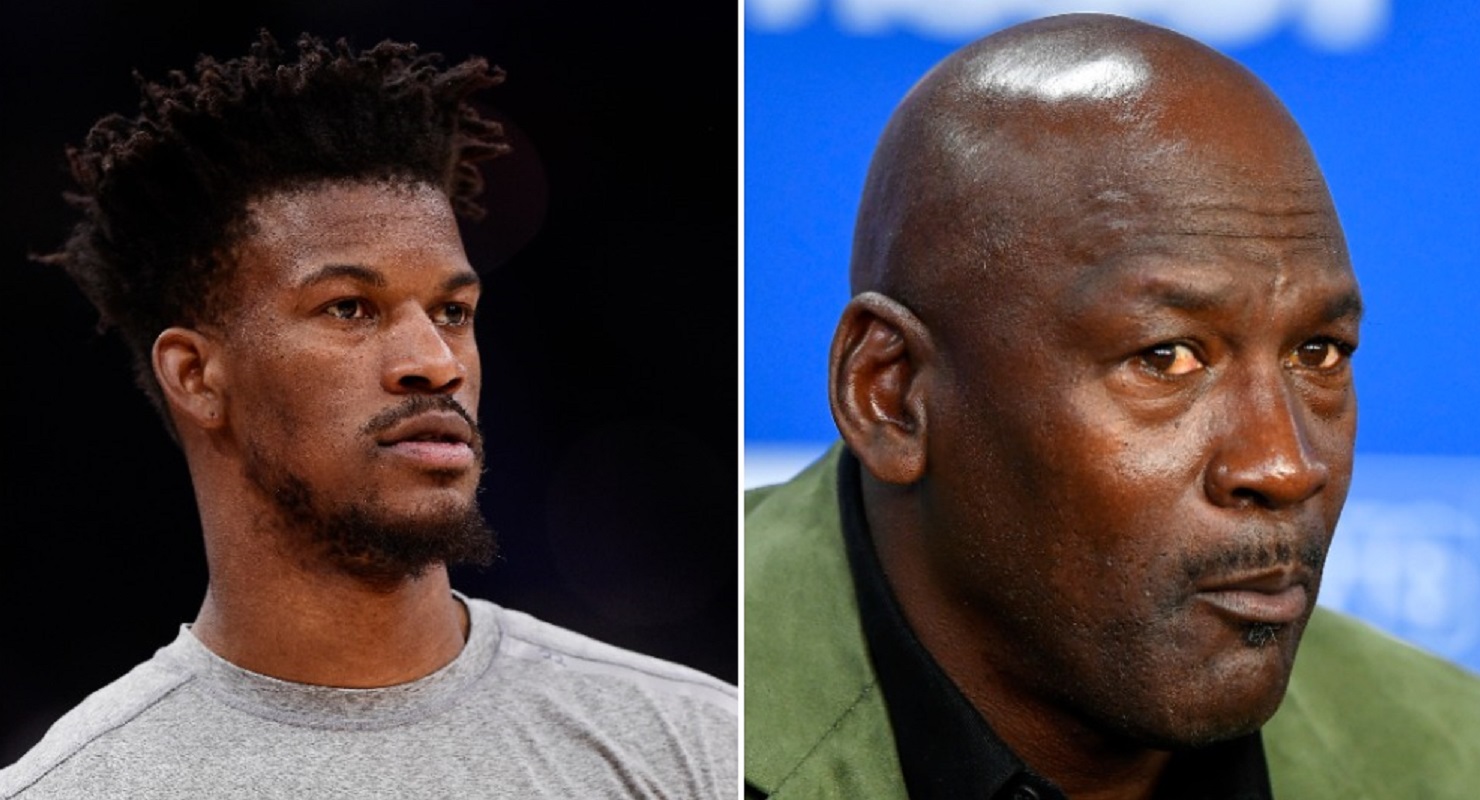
[44,30,510,430]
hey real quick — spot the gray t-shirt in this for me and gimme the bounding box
[0,594,737,798]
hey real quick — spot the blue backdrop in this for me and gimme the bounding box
[745,1,1480,672]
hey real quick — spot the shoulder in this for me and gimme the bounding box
[0,644,193,799]
[742,447,910,799]
[471,598,738,796]
[474,597,736,718]
[745,445,842,539]
[1264,606,1480,798]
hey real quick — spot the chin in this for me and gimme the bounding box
[316,496,496,584]
[1107,643,1299,750]
[1149,692,1285,750]
[375,484,480,520]
[247,453,495,582]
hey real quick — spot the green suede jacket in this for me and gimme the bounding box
[745,445,1480,798]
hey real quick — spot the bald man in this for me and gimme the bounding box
[745,13,1480,800]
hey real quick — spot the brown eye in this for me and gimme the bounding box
[1140,343,1203,376]
[433,303,474,327]
[325,299,372,320]
[1289,340,1348,370]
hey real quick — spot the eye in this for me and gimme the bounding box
[324,298,374,321]
[432,302,475,327]
[1138,342,1204,377]
[1287,339,1354,370]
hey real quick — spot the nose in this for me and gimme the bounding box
[1204,368,1330,510]
[381,308,466,394]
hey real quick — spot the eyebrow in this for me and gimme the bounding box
[297,264,387,289]
[441,271,482,293]
[1067,272,1239,316]
[1066,269,1366,333]
[1132,283,1365,324]
[1321,289,1365,324]
[296,263,482,293]
[1138,283,1233,312]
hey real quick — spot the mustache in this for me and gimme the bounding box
[360,395,483,450]
[1180,538,1327,585]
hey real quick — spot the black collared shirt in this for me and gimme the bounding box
[836,449,1275,800]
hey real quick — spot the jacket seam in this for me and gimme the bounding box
[769,679,882,795]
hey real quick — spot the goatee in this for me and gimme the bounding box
[245,397,496,584]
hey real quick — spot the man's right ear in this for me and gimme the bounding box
[828,291,934,485]
[152,327,227,432]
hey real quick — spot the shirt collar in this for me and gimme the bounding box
[836,447,1274,800]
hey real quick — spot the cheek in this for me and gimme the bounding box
[1316,390,1357,475]
[229,343,366,449]
[999,397,1195,529]
[989,389,1209,603]
[460,344,483,409]
[1313,407,1356,539]
[928,348,1205,584]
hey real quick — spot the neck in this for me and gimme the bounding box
[188,473,469,687]
[989,711,1170,800]
[864,484,1171,800]
[930,624,1173,800]
[192,563,467,688]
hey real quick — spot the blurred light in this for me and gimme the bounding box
[747,0,1390,52]
[744,441,832,489]
[748,0,820,31]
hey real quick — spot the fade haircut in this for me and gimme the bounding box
[42,30,510,430]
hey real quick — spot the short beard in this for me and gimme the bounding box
[245,441,495,586]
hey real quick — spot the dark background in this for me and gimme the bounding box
[0,1,737,763]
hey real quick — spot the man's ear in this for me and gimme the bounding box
[829,291,933,485]
[152,327,227,432]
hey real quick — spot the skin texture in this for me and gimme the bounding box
[152,180,488,687]
[830,14,1360,800]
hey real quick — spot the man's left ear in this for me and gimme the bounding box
[152,327,227,432]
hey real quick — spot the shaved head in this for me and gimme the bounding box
[850,13,1344,329]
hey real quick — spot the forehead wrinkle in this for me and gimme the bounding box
[1149,202,1337,242]
[1045,200,1344,293]
[1060,264,1239,320]
[1053,247,1361,345]
[1089,169,1337,230]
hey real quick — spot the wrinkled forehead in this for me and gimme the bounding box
[952,102,1346,290]
[878,34,1349,309]
[928,139,1348,346]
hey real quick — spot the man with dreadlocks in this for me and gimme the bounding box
[0,32,736,799]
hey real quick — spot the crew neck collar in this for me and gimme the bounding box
[162,591,500,730]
